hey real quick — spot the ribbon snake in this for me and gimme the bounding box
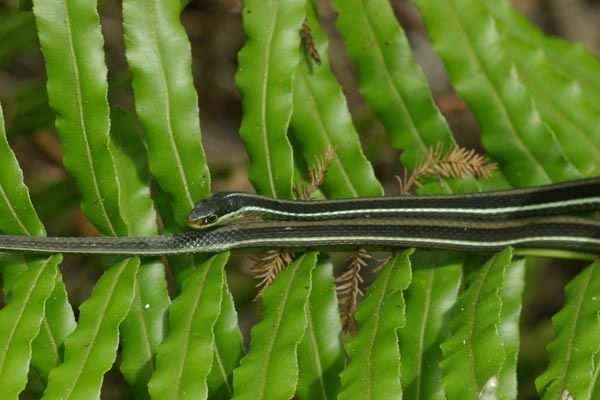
[1,178,600,256]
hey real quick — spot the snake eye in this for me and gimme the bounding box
[204,214,219,225]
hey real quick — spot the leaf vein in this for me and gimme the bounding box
[304,300,329,399]
[258,255,302,400]
[364,261,395,400]
[0,257,50,374]
[61,261,128,399]
[260,0,279,197]
[172,259,214,395]
[415,268,435,400]
[466,258,493,393]
[0,184,31,236]
[296,67,358,197]
[359,0,428,156]
[445,0,552,182]
[63,0,116,236]
[556,265,594,394]
[149,0,194,208]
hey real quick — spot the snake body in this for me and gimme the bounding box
[1,178,600,256]
[186,178,600,227]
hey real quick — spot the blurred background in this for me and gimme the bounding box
[0,0,599,398]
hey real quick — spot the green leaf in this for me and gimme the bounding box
[504,37,600,177]
[149,252,228,399]
[536,261,600,400]
[415,0,580,186]
[17,0,34,12]
[32,0,127,235]
[108,107,158,237]
[0,9,37,68]
[0,101,44,236]
[497,258,525,399]
[399,252,462,400]
[119,261,169,399]
[474,1,600,177]
[0,101,75,385]
[592,351,600,398]
[236,0,305,198]
[42,258,139,400]
[339,249,414,399]
[109,108,170,399]
[4,80,54,137]
[297,256,344,399]
[483,0,600,102]
[331,0,454,170]
[232,253,317,400]
[122,0,210,224]
[440,248,513,399]
[122,0,214,303]
[207,278,245,399]
[30,275,76,383]
[290,0,382,199]
[0,255,60,398]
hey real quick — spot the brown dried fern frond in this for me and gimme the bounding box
[398,143,497,195]
[301,18,321,65]
[371,253,394,273]
[251,147,335,298]
[336,247,371,333]
[294,145,337,200]
[250,249,294,300]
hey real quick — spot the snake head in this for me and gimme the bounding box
[186,192,239,229]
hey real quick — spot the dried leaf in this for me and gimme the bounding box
[251,249,295,300]
[398,143,497,194]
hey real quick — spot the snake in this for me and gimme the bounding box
[0,178,599,256]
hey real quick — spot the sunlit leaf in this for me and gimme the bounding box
[297,256,344,399]
[31,275,76,383]
[0,255,60,398]
[400,252,462,400]
[497,258,525,398]
[109,108,170,399]
[332,0,453,170]
[122,0,210,224]
[207,278,245,400]
[440,248,513,399]
[0,101,74,390]
[290,0,383,199]
[149,253,228,399]
[415,0,580,186]
[232,253,317,399]
[33,0,127,235]
[536,261,600,400]
[236,0,305,198]
[43,258,139,400]
[339,249,413,399]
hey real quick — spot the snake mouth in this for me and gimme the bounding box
[186,213,219,229]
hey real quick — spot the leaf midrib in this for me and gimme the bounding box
[295,67,359,197]
[257,254,305,400]
[60,260,130,399]
[554,264,594,395]
[357,0,427,157]
[149,0,195,209]
[172,258,215,397]
[414,268,435,400]
[465,257,494,393]
[63,0,117,236]
[364,257,397,400]
[0,257,51,374]
[0,185,31,236]
[259,0,279,198]
[444,0,553,182]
